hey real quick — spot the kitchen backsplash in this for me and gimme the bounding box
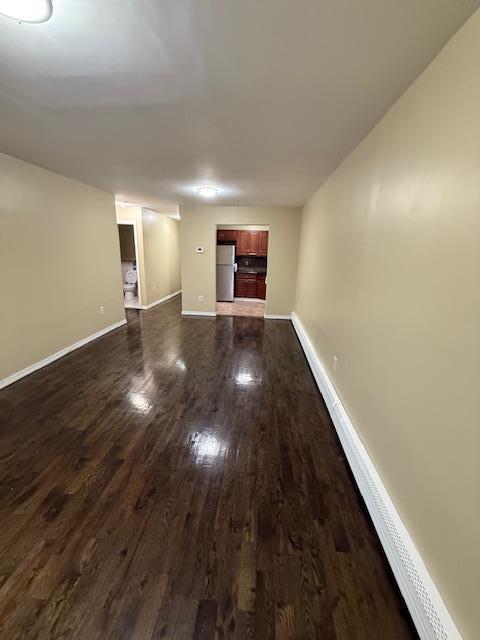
[237,256,267,271]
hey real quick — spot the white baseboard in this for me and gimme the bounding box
[234,297,266,303]
[181,310,216,317]
[0,319,128,391]
[264,313,291,320]
[291,311,461,640]
[141,289,181,310]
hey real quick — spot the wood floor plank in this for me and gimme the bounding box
[0,296,417,639]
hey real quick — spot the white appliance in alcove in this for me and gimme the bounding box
[123,269,138,303]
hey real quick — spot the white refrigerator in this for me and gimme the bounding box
[216,245,237,301]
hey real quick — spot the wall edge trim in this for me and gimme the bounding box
[264,314,292,320]
[0,319,128,391]
[181,310,217,317]
[141,290,182,310]
[291,311,462,640]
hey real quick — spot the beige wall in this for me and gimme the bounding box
[179,206,301,315]
[294,11,480,638]
[142,209,181,305]
[0,152,125,382]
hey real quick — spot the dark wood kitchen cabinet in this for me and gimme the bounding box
[235,273,266,299]
[248,231,259,255]
[256,274,266,300]
[236,230,267,256]
[236,231,252,255]
[258,231,268,256]
[218,230,268,255]
[217,229,237,243]
[234,273,257,298]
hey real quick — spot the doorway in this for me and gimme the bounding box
[215,225,269,318]
[117,221,142,309]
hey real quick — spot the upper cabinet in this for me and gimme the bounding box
[258,231,268,256]
[217,229,269,256]
[236,230,268,256]
[236,230,250,255]
[217,229,237,243]
[248,231,259,255]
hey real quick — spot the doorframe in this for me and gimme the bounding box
[215,224,269,318]
[117,219,143,308]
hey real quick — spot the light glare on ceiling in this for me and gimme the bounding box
[116,199,137,208]
[0,0,53,23]
[197,186,218,198]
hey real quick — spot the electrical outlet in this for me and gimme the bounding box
[99,306,105,315]
[333,355,338,371]
[198,295,205,302]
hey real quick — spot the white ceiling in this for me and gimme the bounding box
[0,0,478,208]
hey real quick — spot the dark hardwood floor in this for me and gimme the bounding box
[0,295,416,639]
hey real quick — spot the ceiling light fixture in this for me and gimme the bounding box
[197,186,218,199]
[0,0,53,23]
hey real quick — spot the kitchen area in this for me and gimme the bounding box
[216,226,268,317]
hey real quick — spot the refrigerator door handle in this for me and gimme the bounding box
[234,262,238,272]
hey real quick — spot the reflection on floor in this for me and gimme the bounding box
[216,299,265,317]
[125,296,140,309]
[0,295,415,638]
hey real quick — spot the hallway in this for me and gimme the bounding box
[0,296,415,639]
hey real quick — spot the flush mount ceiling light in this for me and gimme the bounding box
[0,0,53,23]
[197,186,218,198]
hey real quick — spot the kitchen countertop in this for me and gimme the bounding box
[237,268,267,275]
